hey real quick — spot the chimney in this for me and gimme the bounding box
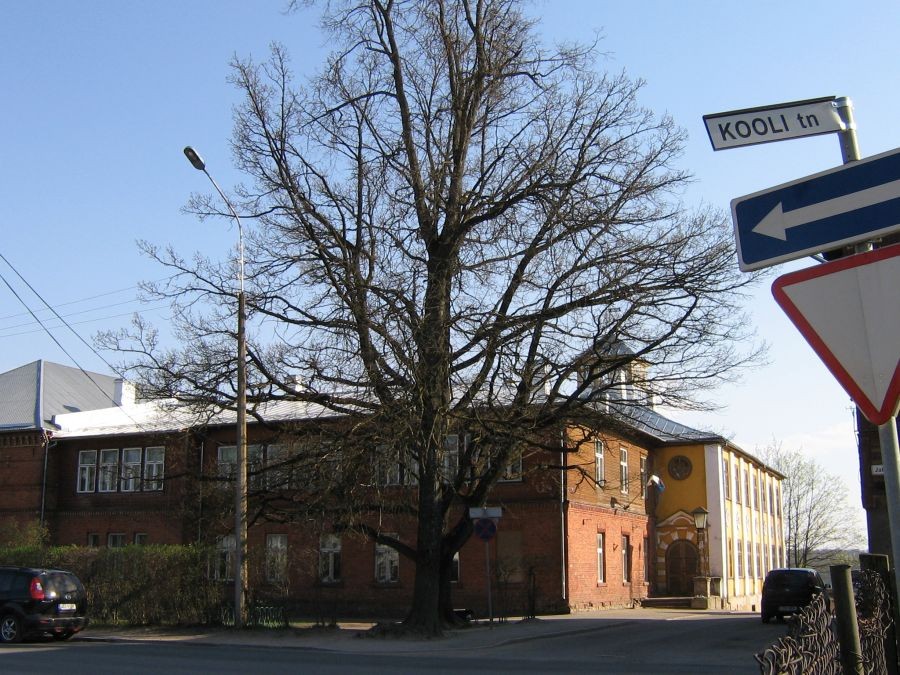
[114,379,136,406]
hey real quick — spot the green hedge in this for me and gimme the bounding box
[0,544,225,626]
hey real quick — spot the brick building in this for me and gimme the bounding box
[0,360,784,616]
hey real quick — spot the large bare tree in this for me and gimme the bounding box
[759,443,864,569]
[104,0,760,634]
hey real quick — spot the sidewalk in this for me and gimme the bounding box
[77,607,739,654]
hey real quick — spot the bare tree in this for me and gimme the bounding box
[759,443,864,569]
[102,0,761,635]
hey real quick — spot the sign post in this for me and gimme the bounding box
[730,147,900,271]
[469,507,502,625]
[772,245,900,609]
[703,96,845,151]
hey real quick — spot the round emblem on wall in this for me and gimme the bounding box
[668,455,692,480]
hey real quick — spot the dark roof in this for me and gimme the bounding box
[0,361,119,431]
[613,404,722,445]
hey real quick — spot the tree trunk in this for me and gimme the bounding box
[403,497,445,636]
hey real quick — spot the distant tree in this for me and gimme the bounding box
[759,443,864,569]
[102,0,761,635]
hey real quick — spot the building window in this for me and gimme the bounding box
[442,435,460,482]
[134,533,148,545]
[723,459,731,500]
[643,536,650,583]
[87,533,100,547]
[450,551,460,583]
[107,533,126,548]
[727,538,734,577]
[121,447,142,492]
[736,541,744,578]
[77,450,97,493]
[640,455,647,498]
[375,535,400,584]
[319,534,342,583]
[756,544,762,579]
[622,534,631,583]
[751,472,758,510]
[215,535,235,580]
[743,469,750,507]
[266,444,290,489]
[98,449,119,493]
[218,446,237,480]
[499,450,523,482]
[248,444,265,491]
[733,463,740,504]
[144,446,165,491]
[619,447,629,495]
[597,533,605,583]
[595,440,605,487]
[266,534,288,584]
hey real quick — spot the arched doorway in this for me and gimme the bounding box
[666,539,699,596]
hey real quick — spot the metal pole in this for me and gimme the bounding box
[183,147,248,629]
[485,540,493,626]
[879,418,900,617]
[835,96,861,163]
[831,564,864,674]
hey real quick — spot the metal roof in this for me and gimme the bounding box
[0,361,119,431]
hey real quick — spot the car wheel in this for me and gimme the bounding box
[761,614,770,624]
[0,614,23,643]
[51,630,74,641]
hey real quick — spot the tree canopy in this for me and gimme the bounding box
[103,0,761,634]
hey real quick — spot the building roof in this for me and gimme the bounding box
[615,404,722,445]
[0,361,119,431]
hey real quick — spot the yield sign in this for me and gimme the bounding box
[772,244,900,425]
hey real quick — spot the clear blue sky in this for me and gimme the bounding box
[4,0,898,543]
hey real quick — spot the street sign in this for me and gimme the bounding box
[704,97,844,151]
[731,147,900,271]
[772,244,900,425]
[473,518,497,542]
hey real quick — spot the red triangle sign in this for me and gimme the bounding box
[772,244,900,426]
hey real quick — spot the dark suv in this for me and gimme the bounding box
[0,567,88,642]
[761,568,829,623]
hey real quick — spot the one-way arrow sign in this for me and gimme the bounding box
[772,244,900,425]
[731,147,900,271]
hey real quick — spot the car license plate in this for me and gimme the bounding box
[778,605,798,612]
[58,603,76,611]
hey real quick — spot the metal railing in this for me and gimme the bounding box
[755,570,893,675]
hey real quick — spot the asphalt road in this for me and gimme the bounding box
[0,611,785,674]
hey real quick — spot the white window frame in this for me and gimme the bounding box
[319,534,342,583]
[266,534,288,583]
[121,447,142,492]
[597,533,605,583]
[134,533,148,545]
[640,455,647,498]
[375,535,400,584]
[143,446,165,491]
[499,449,523,482]
[215,535,235,580]
[442,435,460,482]
[594,440,605,487]
[218,446,237,480]
[77,450,97,493]
[622,534,631,582]
[98,449,119,493]
[619,447,629,495]
[107,532,126,548]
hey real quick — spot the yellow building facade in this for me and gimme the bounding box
[652,442,785,610]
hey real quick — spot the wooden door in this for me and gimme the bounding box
[666,539,699,596]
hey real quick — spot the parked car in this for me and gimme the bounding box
[0,567,88,642]
[761,568,829,623]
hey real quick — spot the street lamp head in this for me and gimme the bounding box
[692,506,709,531]
[183,146,206,171]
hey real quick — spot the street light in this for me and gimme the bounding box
[692,506,709,578]
[183,146,248,629]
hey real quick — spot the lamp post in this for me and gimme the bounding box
[692,506,709,578]
[183,146,248,629]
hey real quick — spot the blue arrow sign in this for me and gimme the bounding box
[731,147,900,271]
